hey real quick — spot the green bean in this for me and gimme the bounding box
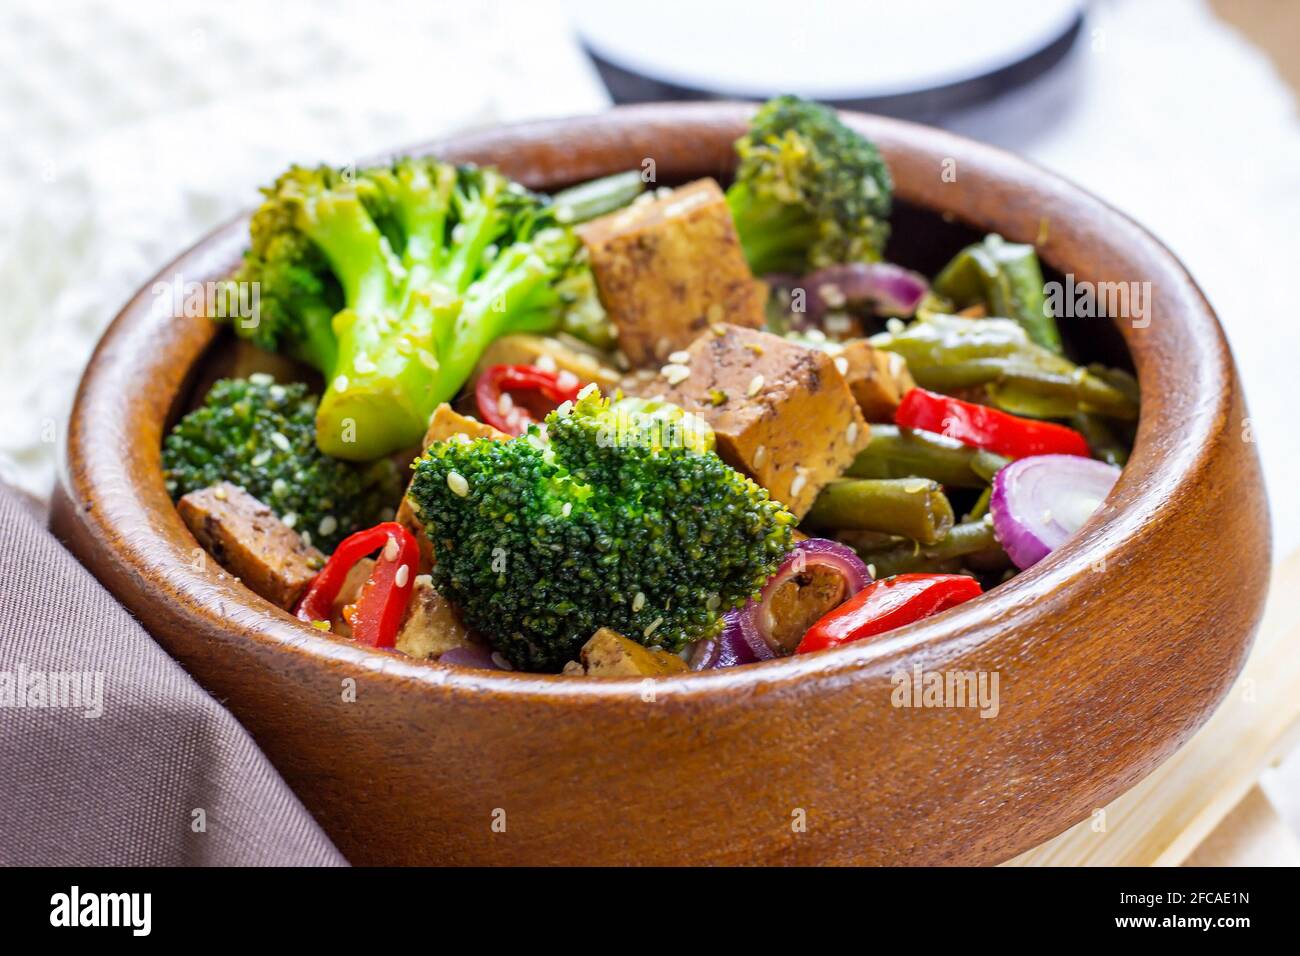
[856,518,1003,578]
[1072,412,1130,467]
[846,425,990,487]
[549,171,645,223]
[970,450,1010,482]
[804,478,955,545]
[932,234,1062,353]
[963,486,992,522]
[870,314,1138,420]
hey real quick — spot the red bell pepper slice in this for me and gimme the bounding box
[894,387,1090,459]
[295,521,419,648]
[476,363,589,436]
[795,573,983,654]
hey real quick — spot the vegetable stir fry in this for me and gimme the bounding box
[163,96,1137,675]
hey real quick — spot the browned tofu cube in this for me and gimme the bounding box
[636,325,870,518]
[828,340,915,422]
[177,482,324,610]
[579,178,764,367]
[572,628,689,677]
[394,575,480,660]
[397,404,509,572]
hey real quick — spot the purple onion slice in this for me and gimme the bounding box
[736,538,872,659]
[689,610,759,670]
[990,454,1121,570]
[769,262,929,326]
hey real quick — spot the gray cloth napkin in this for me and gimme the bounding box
[0,484,345,866]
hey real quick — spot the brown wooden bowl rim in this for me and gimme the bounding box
[62,102,1243,704]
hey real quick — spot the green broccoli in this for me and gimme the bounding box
[162,375,399,551]
[225,158,581,461]
[406,391,795,671]
[726,95,893,276]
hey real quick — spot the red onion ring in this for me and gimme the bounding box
[689,610,759,670]
[769,262,929,327]
[735,538,872,660]
[991,454,1121,570]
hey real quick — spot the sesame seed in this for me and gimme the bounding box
[249,372,273,386]
[447,472,470,497]
[846,422,859,445]
[318,515,338,537]
[270,478,288,499]
[534,353,557,373]
[414,574,433,588]
[667,350,691,364]
[333,375,349,392]
[632,591,646,612]
[418,349,439,371]
[747,374,765,397]
[753,445,767,468]
[886,317,906,334]
[834,356,850,376]
[270,432,291,452]
[561,502,572,517]
[557,370,580,391]
[394,564,410,588]
[867,563,877,578]
[555,400,574,417]
[212,486,227,501]
[281,512,298,529]
[383,535,400,561]
[577,382,599,400]
[790,470,808,498]
[825,313,852,334]
[643,616,663,638]
[661,363,691,385]
[819,283,846,308]
[497,392,514,416]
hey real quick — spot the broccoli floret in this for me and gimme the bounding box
[162,375,399,551]
[726,95,893,275]
[407,391,795,671]
[225,158,582,460]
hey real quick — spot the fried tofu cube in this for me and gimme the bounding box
[177,482,324,609]
[640,325,870,518]
[829,340,916,422]
[397,404,509,571]
[395,575,480,660]
[573,628,689,677]
[579,178,764,367]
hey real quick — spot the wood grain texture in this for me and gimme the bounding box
[50,104,1270,865]
[1007,549,1300,866]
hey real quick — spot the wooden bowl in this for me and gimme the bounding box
[52,104,1270,865]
